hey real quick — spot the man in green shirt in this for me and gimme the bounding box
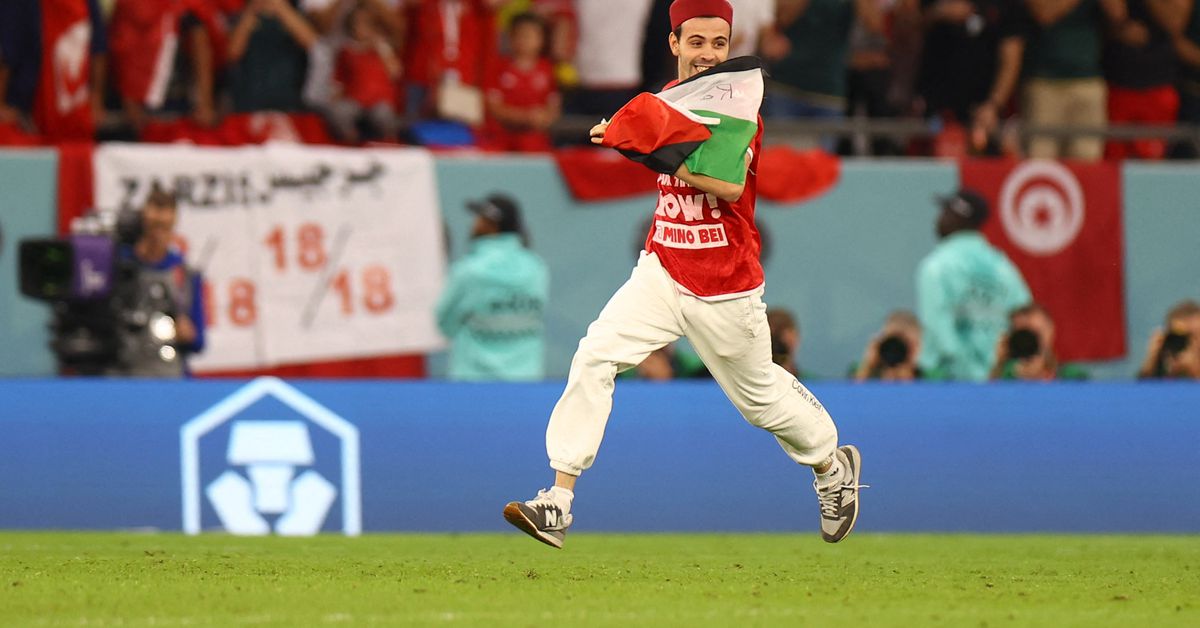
[227,0,318,113]
[436,194,550,381]
[761,0,883,148]
[1014,0,1129,160]
[916,189,1032,381]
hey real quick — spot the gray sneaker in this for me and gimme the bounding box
[814,445,866,543]
[503,489,573,549]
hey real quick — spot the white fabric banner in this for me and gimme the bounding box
[94,143,446,373]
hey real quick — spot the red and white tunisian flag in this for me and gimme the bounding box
[36,0,95,142]
[961,159,1126,361]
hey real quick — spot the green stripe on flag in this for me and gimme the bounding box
[684,110,758,185]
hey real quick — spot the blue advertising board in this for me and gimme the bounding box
[0,379,1197,533]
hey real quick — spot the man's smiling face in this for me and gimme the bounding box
[670,16,731,81]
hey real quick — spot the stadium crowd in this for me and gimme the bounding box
[4,0,1200,158]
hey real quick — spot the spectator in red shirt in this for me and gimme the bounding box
[109,0,221,132]
[481,11,561,152]
[301,0,405,113]
[327,2,402,142]
[404,0,499,120]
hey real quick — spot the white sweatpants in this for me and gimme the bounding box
[546,253,838,475]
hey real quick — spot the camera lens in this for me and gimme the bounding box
[18,240,75,300]
[1007,328,1041,360]
[1163,332,1190,356]
[878,335,910,367]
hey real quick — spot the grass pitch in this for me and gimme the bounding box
[1,532,1196,626]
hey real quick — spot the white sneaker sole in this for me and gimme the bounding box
[503,502,564,549]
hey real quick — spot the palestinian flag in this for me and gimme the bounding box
[601,57,764,185]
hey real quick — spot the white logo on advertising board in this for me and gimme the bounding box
[998,160,1086,256]
[180,377,361,536]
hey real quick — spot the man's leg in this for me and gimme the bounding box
[1128,85,1177,160]
[682,292,864,542]
[326,99,363,144]
[545,254,686,476]
[682,292,837,465]
[367,103,399,141]
[1024,79,1064,159]
[504,253,684,547]
[1066,78,1107,162]
[1105,86,1132,161]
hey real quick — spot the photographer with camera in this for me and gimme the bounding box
[118,185,206,376]
[19,184,206,376]
[989,303,1088,381]
[92,181,207,379]
[1137,300,1200,380]
[853,310,939,382]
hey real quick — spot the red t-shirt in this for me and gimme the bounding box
[110,0,180,106]
[644,118,765,299]
[486,57,556,108]
[110,0,228,107]
[336,44,397,107]
[405,0,495,88]
[481,56,556,151]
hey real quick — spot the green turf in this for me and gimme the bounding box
[1,532,1196,626]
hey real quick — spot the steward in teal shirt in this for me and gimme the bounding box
[436,195,550,381]
[917,190,1032,381]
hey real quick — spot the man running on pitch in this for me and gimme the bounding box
[504,0,865,548]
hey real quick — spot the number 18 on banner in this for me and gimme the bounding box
[262,223,396,325]
[258,219,407,365]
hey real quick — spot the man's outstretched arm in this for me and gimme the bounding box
[672,161,745,202]
[591,119,748,202]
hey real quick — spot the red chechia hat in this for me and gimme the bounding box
[669,0,734,30]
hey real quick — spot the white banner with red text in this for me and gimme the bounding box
[93,143,446,373]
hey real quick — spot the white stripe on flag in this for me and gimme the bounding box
[657,67,763,125]
[655,96,722,126]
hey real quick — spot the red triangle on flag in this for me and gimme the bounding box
[601,93,712,174]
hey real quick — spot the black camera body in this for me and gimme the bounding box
[19,210,143,302]
[1162,331,1191,356]
[878,334,910,368]
[1007,328,1042,361]
[18,210,187,376]
[1152,329,1193,377]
